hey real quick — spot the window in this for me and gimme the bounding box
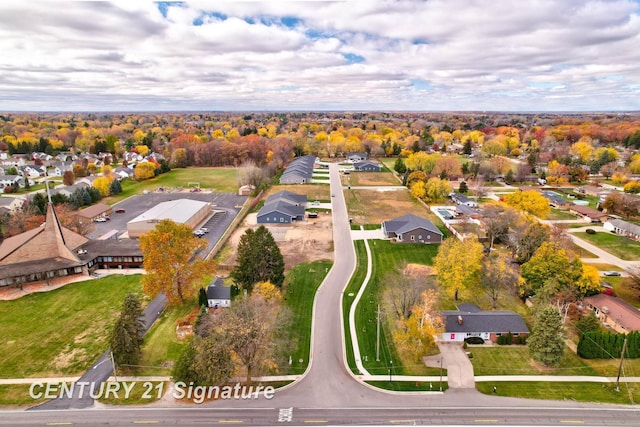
[280,217,284,222]
[427,235,431,240]
[418,235,422,240]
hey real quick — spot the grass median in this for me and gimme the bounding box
[477,381,640,404]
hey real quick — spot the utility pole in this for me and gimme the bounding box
[615,337,628,392]
[439,357,443,391]
[110,351,118,382]
[376,304,381,362]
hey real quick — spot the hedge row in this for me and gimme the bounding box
[577,330,640,359]
[497,333,527,345]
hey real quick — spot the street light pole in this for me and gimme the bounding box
[388,360,393,383]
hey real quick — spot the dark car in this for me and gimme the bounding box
[115,208,126,213]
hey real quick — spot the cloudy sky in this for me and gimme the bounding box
[1,0,639,112]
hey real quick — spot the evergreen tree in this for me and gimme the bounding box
[458,181,468,194]
[110,178,122,195]
[394,157,406,174]
[463,139,472,155]
[82,188,92,206]
[231,226,285,292]
[172,340,199,384]
[528,305,566,367]
[110,294,145,368]
[198,287,208,307]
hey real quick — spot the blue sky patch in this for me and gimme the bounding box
[343,53,365,64]
[411,79,431,90]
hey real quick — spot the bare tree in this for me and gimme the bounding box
[382,269,427,320]
[238,160,268,189]
[481,204,517,250]
[481,253,519,309]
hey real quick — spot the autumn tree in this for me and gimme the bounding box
[62,170,75,186]
[231,226,285,292]
[209,292,289,383]
[382,269,427,320]
[519,241,583,298]
[134,162,157,181]
[424,177,452,203]
[481,204,518,250]
[140,219,215,305]
[93,176,112,197]
[434,237,484,300]
[503,190,550,219]
[110,293,145,368]
[392,290,444,363]
[528,305,566,367]
[481,253,519,309]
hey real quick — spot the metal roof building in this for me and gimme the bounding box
[127,198,211,238]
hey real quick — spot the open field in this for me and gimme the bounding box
[281,260,332,375]
[476,381,640,404]
[0,275,142,378]
[546,208,578,221]
[575,231,640,260]
[108,167,240,203]
[341,171,401,186]
[344,186,445,232]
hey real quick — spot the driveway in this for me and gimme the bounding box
[425,343,475,389]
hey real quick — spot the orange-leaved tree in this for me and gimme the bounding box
[140,219,215,305]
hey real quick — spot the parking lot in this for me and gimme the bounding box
[89,192,248,256]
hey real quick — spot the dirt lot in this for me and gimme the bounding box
[344,187,442,226]
[221,211,333,272]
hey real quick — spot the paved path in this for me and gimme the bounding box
[428,344,475,388]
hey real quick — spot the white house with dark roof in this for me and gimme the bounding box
[207,277,231,308]
[439,303,530,343]
[346,152,369,162]
[450,192,479,208]
[353,160,382,172]
[604,218,640,241]
[381,214,443,244]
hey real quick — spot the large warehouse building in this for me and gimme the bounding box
[127,199,212,238]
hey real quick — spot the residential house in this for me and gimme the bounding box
[382,214,443,244]
[569,205,608,223]
[576,185,603,197]
[279,155,316,185]
[19,165,46,179]
[353,160,382,172]
[439,303,530,343]
[0,196,24,214]
[51,182,90,198]
[346,152,369,162]
[206,277,231,309]
[450,193,479,208]
[257,190,307,224]
[32,152,53,162]
[0,175,23,193]
[583,294,640,333]
[113,167,135,180]
[542,191,572,209]
[50,161,75,177]
[603,218,640,241]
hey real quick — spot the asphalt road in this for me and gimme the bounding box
[5,165,640,424]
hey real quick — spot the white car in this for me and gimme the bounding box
[95,217,107,223]
[199,227,209,233]
[603,271,621,277]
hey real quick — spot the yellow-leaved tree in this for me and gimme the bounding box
[392,290,444,363]
[434,237,484,300]
[503,190,550,219]
[92,176,112,197]
[134,162,157,181]
[140,220,216,305]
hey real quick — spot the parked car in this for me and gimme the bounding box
[95,217,107,223]
[199,227,209,233]
[603,271,621,276]
[193,229,205,237]
[115,208,126,213]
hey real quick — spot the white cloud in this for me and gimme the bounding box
[0,0,638,111]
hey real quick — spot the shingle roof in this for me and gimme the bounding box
[584,294,640,332]
[382,214,442,236]
[607,219,640,236]
[441,304,529,334]
[207,277,231,300]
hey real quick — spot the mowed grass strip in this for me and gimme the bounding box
[0,275,142,378]
[282,260,332,375]
[342,240,369,374]
[476,381,640,404]
[0,384,41,407]
[470,347,597,376]
[137,304,196,376]
[575,231,640,261]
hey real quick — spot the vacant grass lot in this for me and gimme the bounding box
[0,384,39,407]
[137,304,196,376]
[281,260,332,376]
[108,167,239,203]
[575,231,640,261]
[477,381,639,404]
[0,275,142,378]
[546,208,578,221]
[345,240,442,376]
[341,171,401,187]
[470,346,597,376]
[601,276,640,308]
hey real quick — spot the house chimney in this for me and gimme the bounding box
[457,315,463,325]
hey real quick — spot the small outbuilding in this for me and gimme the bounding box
[207,277,231,309]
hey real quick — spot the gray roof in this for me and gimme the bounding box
[353,161,381,170]
[279,155,316,184]
[258,201,305,219]
[456,204,476,216]
[542,191,569,206]
[267,191,307,206]
[451,193,475,205]
[207,277,230,300]
[382,214,442,236]
[442,304,529,334]
[608,218,640,236]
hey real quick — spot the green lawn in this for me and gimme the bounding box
[342,241,369,374]
[476,381,639,405]
[0,384,41,407]
[575,231,640,261]
[281,260,332,375]
[137,304,196,376]
[470,346,597,376]
[97,381,167,405]
[546,208,578,221]
[366,380,448,392]
[0,275,143,378]
[344,240,441,376]
[108,167,239,203]
[601,276,640,308]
